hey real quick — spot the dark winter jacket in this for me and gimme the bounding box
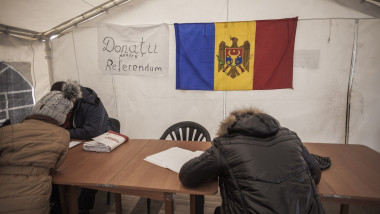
[69,87,119,139]
[179,108,325,214]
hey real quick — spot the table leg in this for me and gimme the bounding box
[340,204,349,214]
[164,193,174,214]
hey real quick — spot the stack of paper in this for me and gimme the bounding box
[83,141,113,152]
[144,147,204,173]
[83,131,129,152]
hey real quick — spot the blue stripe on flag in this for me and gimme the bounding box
[175,23,215,90]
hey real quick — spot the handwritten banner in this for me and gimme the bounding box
[98,23,169,76]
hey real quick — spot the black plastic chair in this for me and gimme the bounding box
[146,121,211,214]
[109,118,120,133]
[159,121,211,142]
[107,118,121,205]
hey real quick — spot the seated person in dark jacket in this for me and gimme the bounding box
[179,108,325,214]
[50,80,119,214]
[51,81,119,139]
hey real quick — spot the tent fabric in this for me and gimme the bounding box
[174,18,297,91]
[0,0,110,33]
[0,0,379,153]
[0,34,50,101]
[0,62,34,124]
[349,19,380,151]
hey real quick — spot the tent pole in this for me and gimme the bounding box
[0,0,134,40]
[43,0,133,39]
[345,19,359,145]
[44,40,55,86]
[0,24,41,40]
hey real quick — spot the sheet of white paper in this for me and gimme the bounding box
[144,147,204,173]
[69,141,82,148]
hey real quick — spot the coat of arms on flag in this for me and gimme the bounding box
[217,37,251,79]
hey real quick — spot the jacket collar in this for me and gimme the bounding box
[23,114,59,126]
[79,87,98,104]
[216,107,280,138]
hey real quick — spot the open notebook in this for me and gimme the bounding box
[144,147,204,173]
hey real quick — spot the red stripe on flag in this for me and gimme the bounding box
[253,17,298,90]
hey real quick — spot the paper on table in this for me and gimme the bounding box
[83,141,111,152]
[144,147,204,173]
[83,131,129,152]
[69,141,82,148]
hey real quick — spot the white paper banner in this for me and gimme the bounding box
[97,23,169,76]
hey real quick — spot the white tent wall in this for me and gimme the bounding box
[2,0,377,151]
[0,0,106,33]
[225,19,355,144]
[0,34,50,101]
[349,19,380,151]
[51,17,226,140]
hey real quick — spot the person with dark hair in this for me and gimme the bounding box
[0,82,81,214]
[179,108,325,214]
[50,81,119,139]
[50,80,119,214]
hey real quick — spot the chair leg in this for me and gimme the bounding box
[195,195,205,214]
[107,192,110,205]
[115,193,122,214]
[147,198,151,214]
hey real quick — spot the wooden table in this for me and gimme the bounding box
[305,143,380,214]
[55,141,380,214]
[53,139,218,214]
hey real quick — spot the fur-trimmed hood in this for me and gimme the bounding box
[216,107,280,137]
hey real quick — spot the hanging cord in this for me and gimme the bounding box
[44,39,55,86]
[111,75,119,118]
[81,0,96,7]
[71,29,81,82]
[30,40,36,87]
[223,0,230,120]
[345,19,358,145]
[70,26,118,119]
[30,40,37,103]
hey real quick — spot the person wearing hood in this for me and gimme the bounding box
[0,81,81,214]
[50,80,119,214]
[179,108,325,214]
[50,81,119,140]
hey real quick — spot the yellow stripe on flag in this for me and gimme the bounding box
[214,21,256,90]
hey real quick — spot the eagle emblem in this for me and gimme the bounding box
[217,37,250,79]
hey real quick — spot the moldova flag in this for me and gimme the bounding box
[175,17,298,90]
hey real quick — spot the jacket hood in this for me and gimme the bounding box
[216,107,280,137]
[80,87,98,104]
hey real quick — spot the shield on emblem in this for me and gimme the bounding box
[226,48,243,67]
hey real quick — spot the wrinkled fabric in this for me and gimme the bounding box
[180,111,325,214]
[0,117,70,214]
[69,87,118,139]
[65,87,119,210]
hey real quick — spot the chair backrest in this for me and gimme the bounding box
[160,121,211,142]
[109,118,121,131]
